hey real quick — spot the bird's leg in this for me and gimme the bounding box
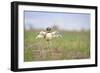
[46,40,50,49]
[48,40,53,49]
[45,40,49,49]
[49,41,52,47]
[47,41,50,49]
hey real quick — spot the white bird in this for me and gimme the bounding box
[39,31,46,35]
[36,31,62,41]
[52,31,62,38]
[54,34,62,38]
[36,31,46,39]
[36,34,44,39]
[45,33,52,41]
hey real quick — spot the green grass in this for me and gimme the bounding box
[24,30,90,62]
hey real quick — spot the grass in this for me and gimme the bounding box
[24,30,90,62]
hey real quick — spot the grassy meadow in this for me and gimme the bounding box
[24,30,90,62]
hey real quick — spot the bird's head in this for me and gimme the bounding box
[46,27,51,32]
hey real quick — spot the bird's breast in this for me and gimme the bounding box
[45,33,52,40]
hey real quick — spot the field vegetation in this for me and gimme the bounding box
[24,30,90,62]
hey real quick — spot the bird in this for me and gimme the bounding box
[36,27,62,41]
[36,31,46,39]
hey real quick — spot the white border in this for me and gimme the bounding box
[18,5,95,68]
